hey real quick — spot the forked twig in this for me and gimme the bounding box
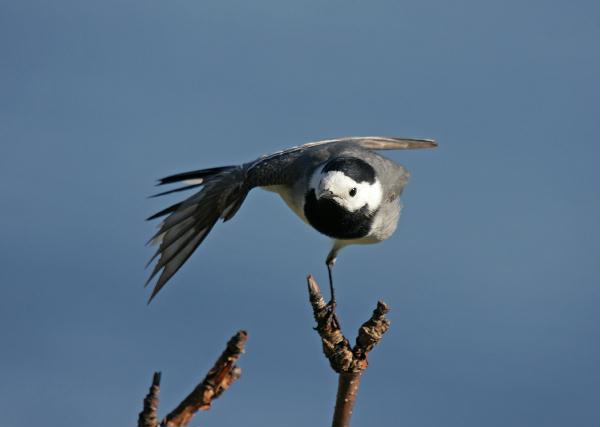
[307,275,390,427]
[137,330,248,427]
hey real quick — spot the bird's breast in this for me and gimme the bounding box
[303,189,374,239]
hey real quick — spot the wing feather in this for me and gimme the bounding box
[248,136,436,170]
[147,222,217,302]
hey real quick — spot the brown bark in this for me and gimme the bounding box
[138,330,247,427]
[138,372,161,427]
[333,372,362,427]
[307,275,390,427]
[162,330,247,426]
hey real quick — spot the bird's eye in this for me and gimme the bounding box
[349,187,357,197]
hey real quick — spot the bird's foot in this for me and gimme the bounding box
[324,298,340,330]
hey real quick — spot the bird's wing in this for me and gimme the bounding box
[244,136,436,188]
[145,166,247,302]
[343,136,437,151]
[249,136,436,169]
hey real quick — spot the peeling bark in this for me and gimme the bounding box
[162,330,247,426]
[138,331,247,427]
[307,275,390,427]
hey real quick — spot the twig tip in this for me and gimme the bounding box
[307,275,321,295]
[152,371,161,386]
[375,300,390,315]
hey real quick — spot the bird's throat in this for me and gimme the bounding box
[303,189,374,239]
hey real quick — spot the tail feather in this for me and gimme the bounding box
[145,165,247,302]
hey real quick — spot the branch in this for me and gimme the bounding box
[138,330,247,427]
[162,330,247,426]
[138,372,161,427]
[307,275,390,427]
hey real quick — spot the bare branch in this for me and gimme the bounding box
[138,331,247,427]
[353,301,390,366]
[333,372,362,427]
[138,372,161,427]
[307,275,354,372]
[162,330,247,427]
[307,275,390,427]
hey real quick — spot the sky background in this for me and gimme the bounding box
[0,1,598,426]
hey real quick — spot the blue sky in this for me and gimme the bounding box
[0,1,598,426]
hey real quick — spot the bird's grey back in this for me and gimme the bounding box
[247,142,409,199]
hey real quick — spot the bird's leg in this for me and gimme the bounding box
[325,247,339,306]
[324,248,340,329]
[326,257,336,308]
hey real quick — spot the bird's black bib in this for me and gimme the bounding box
[303,189,374,239]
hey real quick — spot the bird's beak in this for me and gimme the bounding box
[318,189,335,200]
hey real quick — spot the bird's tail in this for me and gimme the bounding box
[145,165,248,302]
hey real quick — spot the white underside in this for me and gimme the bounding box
[261,185,308,223]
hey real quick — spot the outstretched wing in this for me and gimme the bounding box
[244,136,437,188]
[248,136,436,169]
[341,136,437,151]
[145,166,247,302]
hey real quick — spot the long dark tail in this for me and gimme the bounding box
[145,165,248,302]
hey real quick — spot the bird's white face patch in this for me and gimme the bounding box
[310,168,383,213]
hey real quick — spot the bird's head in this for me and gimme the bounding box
[309,157,383,213]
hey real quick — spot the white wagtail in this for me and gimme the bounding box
[146,136,436,303]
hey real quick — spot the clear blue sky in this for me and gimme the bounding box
[1,1,598,426]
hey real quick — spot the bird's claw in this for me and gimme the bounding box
[324,299,340,329]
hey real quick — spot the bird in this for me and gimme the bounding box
[145,136,437,303]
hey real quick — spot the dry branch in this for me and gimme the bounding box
[138,330,247,427]
[138,372,161,427]
[163,330,247,426]
[307,275,390,427]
